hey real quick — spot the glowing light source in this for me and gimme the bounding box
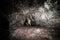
[41,14,47,20]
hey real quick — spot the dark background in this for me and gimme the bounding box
[0,0,60,40]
